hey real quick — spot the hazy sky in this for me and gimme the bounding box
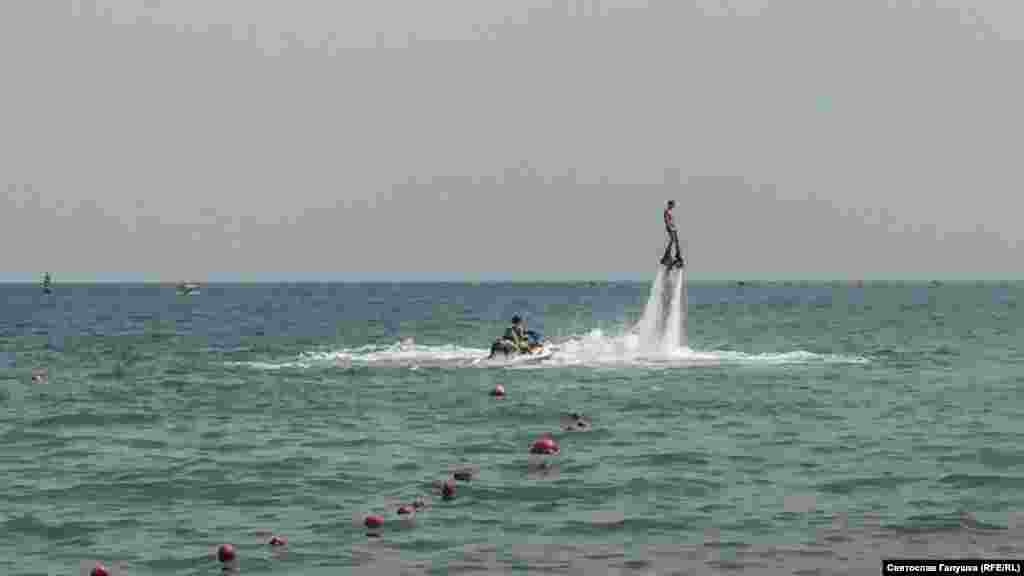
[2,0,1022,281]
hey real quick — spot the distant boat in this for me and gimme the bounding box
[177,281,201,295]
[41,273,52,294]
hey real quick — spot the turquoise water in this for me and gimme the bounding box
[2,281,1023,575]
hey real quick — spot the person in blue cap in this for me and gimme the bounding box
[489,315,532,358]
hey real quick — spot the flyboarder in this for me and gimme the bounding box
[660,200,684,268]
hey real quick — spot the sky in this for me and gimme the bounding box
[1,0,1022,281]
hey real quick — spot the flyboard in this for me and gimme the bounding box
[660,254,685,269]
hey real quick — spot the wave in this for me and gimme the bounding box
[225,330,868,371]
[224,340,487,370]
[530,329,867,368]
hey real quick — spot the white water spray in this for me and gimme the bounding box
[224,259,873,370]
[633,266,688,352]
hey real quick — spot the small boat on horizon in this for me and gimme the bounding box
[177,281,201,295]
[42,272,52,294]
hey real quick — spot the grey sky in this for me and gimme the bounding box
[2,0,1021,281]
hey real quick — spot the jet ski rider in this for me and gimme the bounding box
[489,315,535,358]
[503,315,530,353]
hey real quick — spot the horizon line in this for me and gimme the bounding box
[2,277,1023,284]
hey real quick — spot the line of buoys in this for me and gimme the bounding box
[195,379,585,567]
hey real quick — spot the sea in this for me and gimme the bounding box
[2,275,1023,575]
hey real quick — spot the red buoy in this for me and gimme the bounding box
[217,544,236,563]
[397,505,414,516]
[490,384,506,397]
[530,434,560,455]
[268,535,287,547]
[364,515,384,529]
[89,564,110,576]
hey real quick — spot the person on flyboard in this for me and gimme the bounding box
[660,200,684,268]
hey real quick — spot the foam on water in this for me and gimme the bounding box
[538,328,867,367]
[227,269,867,371]
[544,266,866,366]
[227,336,867,371]
[225,340,488,370]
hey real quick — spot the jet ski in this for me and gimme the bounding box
[484,329,553,363]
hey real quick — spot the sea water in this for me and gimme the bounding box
[2,279,1023,574]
